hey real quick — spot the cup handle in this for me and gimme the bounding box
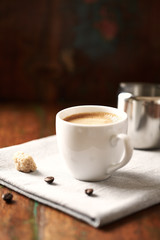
[106,134,133,174]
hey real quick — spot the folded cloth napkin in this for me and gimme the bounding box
[0,135,160,228]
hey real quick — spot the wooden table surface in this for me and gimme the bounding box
[0,103,160,240]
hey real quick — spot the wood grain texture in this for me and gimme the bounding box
[0,103,160,240]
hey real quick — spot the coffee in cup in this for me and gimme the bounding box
[56,105,133,181]
[63,112,120,125]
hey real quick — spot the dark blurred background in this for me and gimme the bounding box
[0,0,160,107]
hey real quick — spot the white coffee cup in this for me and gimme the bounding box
[56,105,133,181]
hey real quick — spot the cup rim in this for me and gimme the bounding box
[56,105,127,127]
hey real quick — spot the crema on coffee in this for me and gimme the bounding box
[63,112,120,125]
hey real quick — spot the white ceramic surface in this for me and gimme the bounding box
[56,105,133,181]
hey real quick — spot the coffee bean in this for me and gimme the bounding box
[2,192,13,203]
[85,188,94,196]
[44,176,54,184]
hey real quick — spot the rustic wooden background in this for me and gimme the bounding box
[0,0,160,106]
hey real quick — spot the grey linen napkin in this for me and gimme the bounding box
[0,135,160,227]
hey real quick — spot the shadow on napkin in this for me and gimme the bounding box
[100,170,160,190]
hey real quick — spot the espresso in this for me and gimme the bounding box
[63,112,120,125]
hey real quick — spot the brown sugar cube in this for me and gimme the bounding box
[13,151,37,173]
